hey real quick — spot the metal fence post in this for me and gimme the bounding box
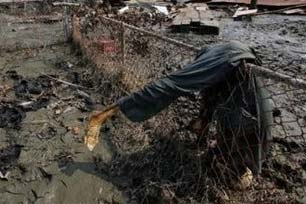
[121,22,125,65]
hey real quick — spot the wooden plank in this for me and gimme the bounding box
[233,7,258,18]
[173,5,207,24]
[283,8,305,14]
[171,4,219,35]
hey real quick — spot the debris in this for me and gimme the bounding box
[55,109,62,115]
[0,84,11,96]
[0,145,23,175]
[18,101,34,107]
[75,90,95,110]
[36,124,57,140]
[161,186,175,202]
[153,5,169,15]
[234,167,253,190]
[0,171,10,180]
[55,151,74,170]
[255,4,306,15]
[233,7,257,20]
[0,104,25,128]
[283,8,306,14]
[38,167,52,182]
[12,76,55,111]
[214,188,230,202]
[63,106,75,114]
[54,59,74,70]
[117,2,169,16]
[96,37,118,54]
[66,62,74,69]
[118,6,129,14]
[68,126,80,135]
[170,4,219,35]
[15,80,45,97]
[14,75,53,98]
[76,90,91,100]
[41,73,90,89]
[6,70,22,80]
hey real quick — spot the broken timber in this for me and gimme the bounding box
[233,7,257,20]
[283,8,306,14]
[171,3,219,35]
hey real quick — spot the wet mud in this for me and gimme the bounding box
[0,44,127,203]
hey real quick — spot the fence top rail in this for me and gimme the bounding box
[100,15,306,90]
[101,16,202,52]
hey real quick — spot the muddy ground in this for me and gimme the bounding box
[0,7,306,204]
[0,48,126,204]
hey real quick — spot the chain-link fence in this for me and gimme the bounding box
[72,12,306,203]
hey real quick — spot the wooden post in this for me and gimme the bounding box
[250,0,257,9]
[63,0,72,42]
[63,4,68,41]
[23,2,27,15]
[121,22,125,65]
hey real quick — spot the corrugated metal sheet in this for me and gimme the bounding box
[210,0,306,7]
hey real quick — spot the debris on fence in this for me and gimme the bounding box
[170,3,219,35]
[95,37,118,54]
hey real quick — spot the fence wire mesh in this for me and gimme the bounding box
[74,12,306,204]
